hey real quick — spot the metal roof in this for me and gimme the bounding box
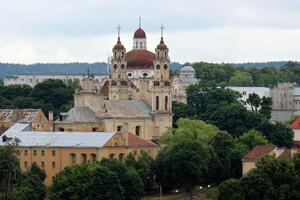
[57,106,100,123]
[295,87,300,96]
[180,65,195,72]
[1,123,115,148]
[98,100,152,118]
[180,77,198,83]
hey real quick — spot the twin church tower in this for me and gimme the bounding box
[74,22,172,140]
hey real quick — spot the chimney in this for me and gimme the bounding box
[48,111,54,131]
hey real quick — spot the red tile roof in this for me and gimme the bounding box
[288,116,300,129]
[128,132,157,147]
[242,145,275,162]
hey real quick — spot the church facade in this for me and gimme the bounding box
[55,25,173,141]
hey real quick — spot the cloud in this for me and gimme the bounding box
[0,0,300,63]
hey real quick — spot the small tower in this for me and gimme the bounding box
[151,25,172,139]
[109,25,129,100]
[133,17,147,50]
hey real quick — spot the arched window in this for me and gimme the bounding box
[156,96,159,110]
[136,41,138,48]
[114,51,117,58]
[165,52,167,58]
[117,125,122,132]
[165,96,168,110]
[135,126,141,136]
[58,127,64,132]
[121,51,124,58]
[156,65,161,70]
[140,41,143,48]
[119,153,125,161]
[143,73,148,77]
[113,64,118,72]
[164,64,168,70]
[121,64,125,69]
[157,51,160,58]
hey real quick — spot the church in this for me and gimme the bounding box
[55,24,173,141]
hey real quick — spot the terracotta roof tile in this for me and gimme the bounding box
[242,145,275,162]
[128,132,157,147]
[289,116,300,129]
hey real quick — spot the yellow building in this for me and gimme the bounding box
[57,25,173,141]
[1,123,158,186]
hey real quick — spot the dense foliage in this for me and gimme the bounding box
[0,79,79,118]
[219,155,300,200]
[193,61,300,86]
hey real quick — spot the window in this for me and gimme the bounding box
[135,126,141,136]
[136,41,138,48]
[156,96,159,110]
[127,73,132,78]
[165,52,167,58]
[109,153,115,159]
[157,51,160,58]
[24,161,28,168]
[133,150,137,156]
[143,73,148,77]
[165,96,168,110]
[242,91,246,95]
[91,154,97,162]
[58,127,64,132]
[92,127,97,132]
[164,64,168,70]
[52,150,56,156]
[81,154,87,164]
[156,65,161,70]
[121,64,125,69]
[140,41,143,48]
[41,150,45,156]
[117,125,122,132]
[52,162,56,168]
[41,162,45,169]
[33,150,37,156]
[70,153,76,164]
[119,153,125,161]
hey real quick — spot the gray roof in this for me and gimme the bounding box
[98,100,151,119]
[1,123,114,148]
[295,87,300,96]
[58,106,100,123]
[180,65,195,72]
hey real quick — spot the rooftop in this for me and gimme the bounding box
[97,100,151,119]
[242,145,275,162]
[57,106,100,123]
[0,109,44,123]
[289,116,300,129]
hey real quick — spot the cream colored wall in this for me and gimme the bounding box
[54,122,104,132]
[103,118,154,140]
[293,129,300,141]
[74,93,101,112]
[242,161,256,175]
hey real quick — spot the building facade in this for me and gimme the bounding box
[172,65,199,103]
[4,74,109,88]
[57,25,173,140]
[1,123,158,185]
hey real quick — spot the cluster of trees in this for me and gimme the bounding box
[0,143,47,200]
[192,61,300,86]
[173,82,293,147]
[219,155,300,200]
[0,79,80,117]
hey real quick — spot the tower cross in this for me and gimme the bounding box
[139,16,141,28]
[160,24,165,38]
[117,24,121,38]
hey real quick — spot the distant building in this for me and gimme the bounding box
[288,116,300,147]
[242,145,299,175]
[1,123,158,185]
[4,74,109,88]
[0,109,49,131]
[226,87,270,110]
[270,83,300,122]
[172,65,199,103]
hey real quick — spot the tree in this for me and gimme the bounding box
[172,101,191,127]
[229,72,253,86]
[100,159,144,200]
[218,178,245,200]
[160,118,220,145]
[49,164,124,200]
[135,152,155,192]
[246,93,261,113]
[259,96,272,119]
[239,129,268,150]
[13,164,47,200]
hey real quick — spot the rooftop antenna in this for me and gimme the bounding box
[139,16,141,28]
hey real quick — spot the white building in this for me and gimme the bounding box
[4,74,109,88]
[172,65,199,103]
[227,87,270,110]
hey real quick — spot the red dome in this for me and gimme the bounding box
[134,28,146,38]
[126,50,155,69]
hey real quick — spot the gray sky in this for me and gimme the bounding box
[1,0,300,64]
